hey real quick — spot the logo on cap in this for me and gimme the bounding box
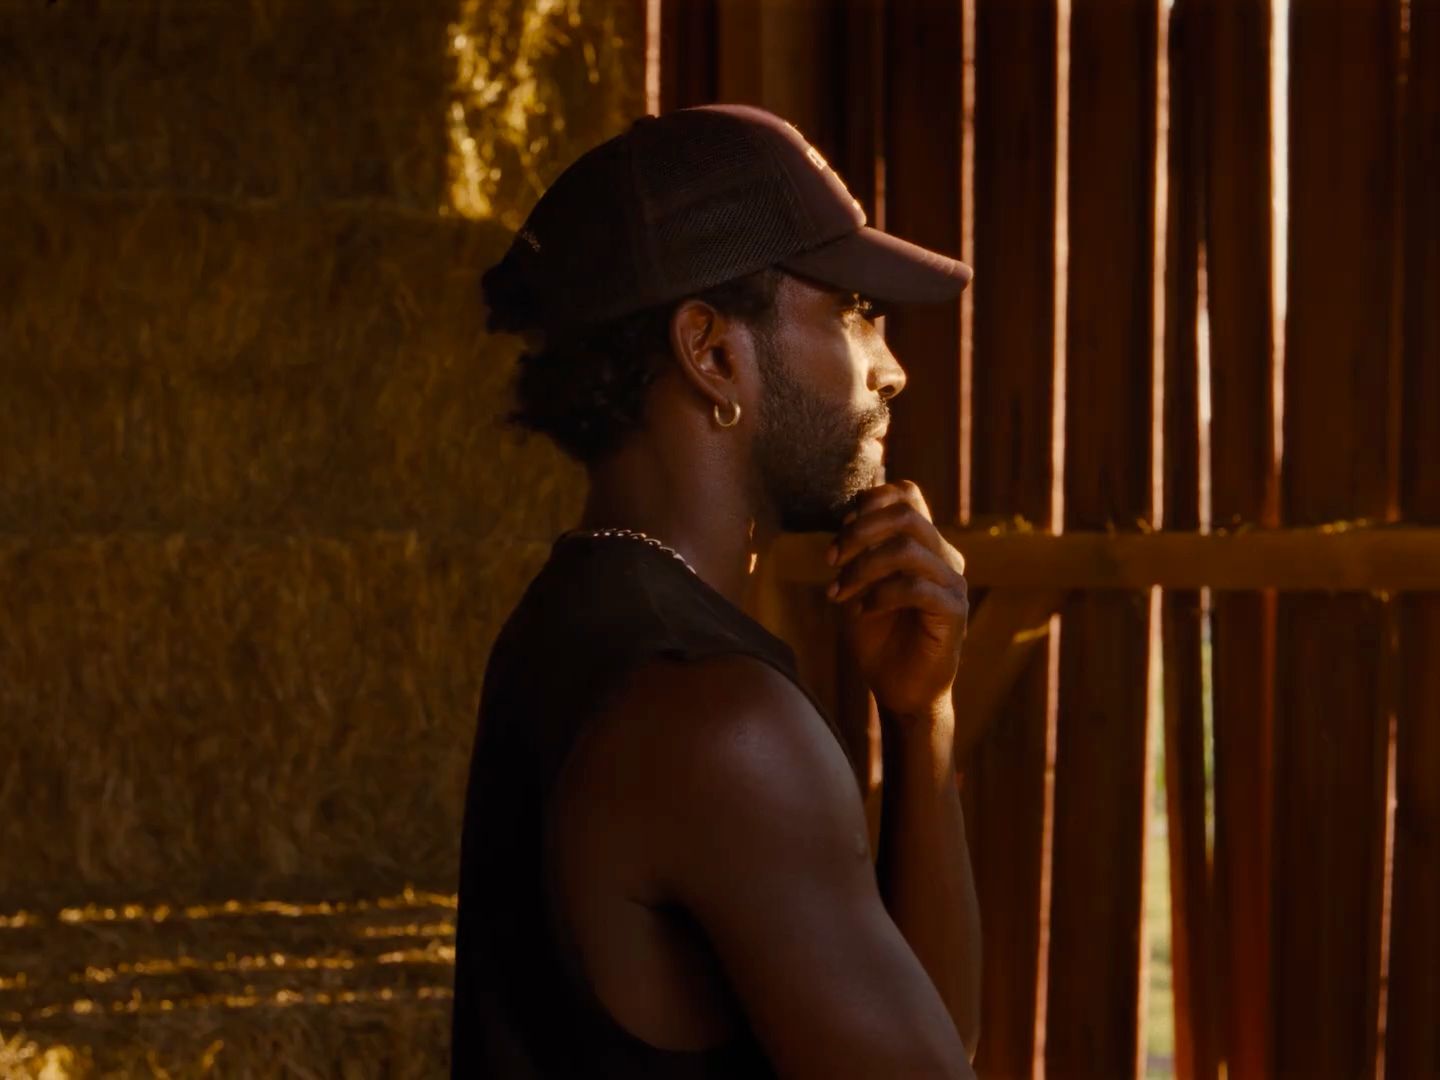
[784,121,832,173]
[785,120,864,221]
[518,227,542,253]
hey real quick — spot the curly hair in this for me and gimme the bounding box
[481,263,785,464]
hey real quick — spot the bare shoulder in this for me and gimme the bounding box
[572,653,973,1079]
[589,653,866,875]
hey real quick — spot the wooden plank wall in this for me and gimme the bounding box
[1387,0,1440,1073]
[1199,1,1278,1076]
[662,3,1435,1077]
[879,0,965,525]
[1044,2,1156,1076]
[1273,2,1399,1076]
[1160,3,1216,1077]
[964,1,1057,1075]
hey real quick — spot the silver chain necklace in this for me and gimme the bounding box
[559,527,698,577]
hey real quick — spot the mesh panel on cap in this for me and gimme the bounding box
[635,112,811,299]
[639,125,763,212]
[653,178,809,295]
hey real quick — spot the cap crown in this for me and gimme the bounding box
[497,105,866,334]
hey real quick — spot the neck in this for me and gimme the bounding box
[577,444,779,607]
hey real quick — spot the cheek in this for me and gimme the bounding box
[772,320,869,415]
[829,331,873,408]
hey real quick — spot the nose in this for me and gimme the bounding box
[870,343,907,402]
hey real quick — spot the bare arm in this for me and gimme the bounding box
[876,698,982,1055]
[826,479,984,1057]
[625,655,976,1080]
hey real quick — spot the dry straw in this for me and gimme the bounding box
[1,0,643,1074]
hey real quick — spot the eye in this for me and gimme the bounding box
[842,295,880,324]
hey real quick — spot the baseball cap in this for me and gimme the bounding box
[482,103,973,336]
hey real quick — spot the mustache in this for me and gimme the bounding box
[860,406,891,440]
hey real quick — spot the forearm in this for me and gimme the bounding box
[875,697,982,1057]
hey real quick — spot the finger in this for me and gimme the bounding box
[829,534,960,604]
[850,573,968,617]
[829,502,954,570]
[845,479,933,525]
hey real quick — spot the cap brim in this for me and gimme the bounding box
[778,227,972,304]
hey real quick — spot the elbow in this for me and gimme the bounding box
[961,1017,979,1064]
[953,982,980,1063]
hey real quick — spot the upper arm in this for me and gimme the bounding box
[615,655,974,1080]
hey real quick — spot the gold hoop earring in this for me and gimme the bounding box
[713,400,742,428]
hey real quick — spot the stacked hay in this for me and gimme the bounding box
[0,0,643,1075]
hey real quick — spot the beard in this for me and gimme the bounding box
[751,333,889,533]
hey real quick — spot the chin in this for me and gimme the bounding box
[769,448,878,534]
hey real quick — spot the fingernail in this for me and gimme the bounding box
[826,581,839,598]
[826,545,837,565]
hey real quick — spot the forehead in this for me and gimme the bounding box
[777,272,852,318]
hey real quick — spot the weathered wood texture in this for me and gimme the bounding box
[678,5,1435,1075]
[1045,1,1156,1076]
[1160,4,1217,1076]
[1273,1,1399,1075]
[964,1,1057,1074]
[1387,0,1440,1073]
[879,0,964,525]
[660,0,717,110]
[773,527,1440,591]
[1197,0,1277,1076]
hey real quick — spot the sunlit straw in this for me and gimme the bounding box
[1270,0,1289,490]
[645,0,662,114]
[959,0,976,525]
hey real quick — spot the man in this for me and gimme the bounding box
[452,104,980,1079]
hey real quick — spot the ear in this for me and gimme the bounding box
[667,298,750,412]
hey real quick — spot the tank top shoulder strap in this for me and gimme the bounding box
[536,532,862,786]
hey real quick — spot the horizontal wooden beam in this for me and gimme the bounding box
[771,526,1440,591]
[951,587,1065,754]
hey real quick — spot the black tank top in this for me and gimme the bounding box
[449,532,861,1078]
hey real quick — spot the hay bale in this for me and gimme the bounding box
[0,3,454,209]
[1,0,643,1072]
[0,192,583,533]
[0,530,559,896]
[0,0,645,224]
[1,887,457,1078]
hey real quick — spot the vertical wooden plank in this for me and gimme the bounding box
[964,1,1057,1074]
[1387,0,1440,1072]
[659,0,717,110]
[1273,0,1399,1074]
[1159,4,1217,1077]
[1198,0,1277,1076]
[881,0,964,526]
[832,0,886,222]
[1045,1,1157,1076]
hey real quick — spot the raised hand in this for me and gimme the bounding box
[825,480,969,722]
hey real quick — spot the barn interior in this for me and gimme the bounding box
[1,1,1436,1077]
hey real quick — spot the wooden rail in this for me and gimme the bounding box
[770,526,1440,592]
